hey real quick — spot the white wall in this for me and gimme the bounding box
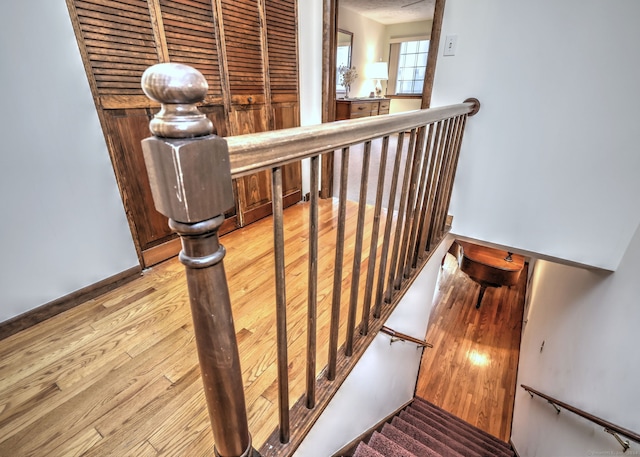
[297,0,324,195]
[338,7,388,98]
[298,0,323,128]
[511,224,640,456]
[294,236,453,456]
[432,0,640,270]
[0,2,139,322]
[389,98,422,115]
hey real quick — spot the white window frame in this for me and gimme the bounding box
[387,35,429,97]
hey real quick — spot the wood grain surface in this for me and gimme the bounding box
[65,0,303,265]
[0,199,385,456]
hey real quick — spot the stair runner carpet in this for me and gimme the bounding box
[351,397,514,457]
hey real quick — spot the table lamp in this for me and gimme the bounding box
[367,61,388,98]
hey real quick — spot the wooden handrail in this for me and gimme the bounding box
[139,62,478,457]
[380,326,433,348]
[225,100,478,178]
[521,384,640,448]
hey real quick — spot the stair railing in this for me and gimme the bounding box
[140,62,479,457]
[380,326,433,348]
[521,384,640,452]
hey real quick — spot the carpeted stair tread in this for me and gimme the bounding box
[407,404,513,456]
[380,423,442,457]
[352,442,385,457]
[413,397,511,449]
[399,410,490,457]
[404,407,513,457]
[410,400,510,451]
[368,431,417,457]
[347,396,516,457]
[391,416,469,457]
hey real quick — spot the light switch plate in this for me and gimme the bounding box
[443,35,458,56]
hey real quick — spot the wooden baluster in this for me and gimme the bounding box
[425,117,453,251]
[140,63,259,457]
[346,140,371,356]
[396,125,427,282]
[385,129,417,301]
[407,123,436,270]
[306,155,319,408]
[361,135,390,334]
[430,116,458,244]
[373,131,406,318]
[438,115,468,233]
[328,147,349,380]
[416,120,445,259]
[271,166,290,443]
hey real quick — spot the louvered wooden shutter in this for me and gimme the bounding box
[158,0,223,103]
[219,0,265,98]
[264,0,298,100]
[70,0,160,108]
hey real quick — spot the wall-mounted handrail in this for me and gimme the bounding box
[521,384,640,452]
[380,326,433,348]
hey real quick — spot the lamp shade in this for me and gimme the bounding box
[366,61,389,80]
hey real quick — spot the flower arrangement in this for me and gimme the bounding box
[338,65,358,98]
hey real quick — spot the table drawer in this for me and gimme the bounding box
[335,98,391,120]
[351,101,378,115]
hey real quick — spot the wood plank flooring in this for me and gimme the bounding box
[0,198,386,457]
[0,198,524,455]
[415,251,527,442]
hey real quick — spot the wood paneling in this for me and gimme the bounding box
[273,102,302,223]
[103,108,174,250]
[159,0,224,102]
[235,169,273,226]
[265,0,298,96]
[67,0,302,266]
[219,0,265,96]
[71,0,160,106]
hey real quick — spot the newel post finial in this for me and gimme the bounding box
[140,64,259,457]
[140,64,233,224]
[142,62,214,138]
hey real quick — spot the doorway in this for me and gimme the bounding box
[320,0,446,198]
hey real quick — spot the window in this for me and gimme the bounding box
[387,39,429,96]
[395,40,429,94]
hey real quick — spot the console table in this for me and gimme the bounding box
[336,98,390,120]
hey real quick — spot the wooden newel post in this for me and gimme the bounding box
[140,63,258,457]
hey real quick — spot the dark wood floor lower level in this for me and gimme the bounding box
[415,251,527,442]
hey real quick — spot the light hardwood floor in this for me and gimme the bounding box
[0,199,386,457]
[416,251,527,442]
[0,200,523,455]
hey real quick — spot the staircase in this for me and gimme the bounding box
[350,397,514,457]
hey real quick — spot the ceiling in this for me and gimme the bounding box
[339,0,435,25]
